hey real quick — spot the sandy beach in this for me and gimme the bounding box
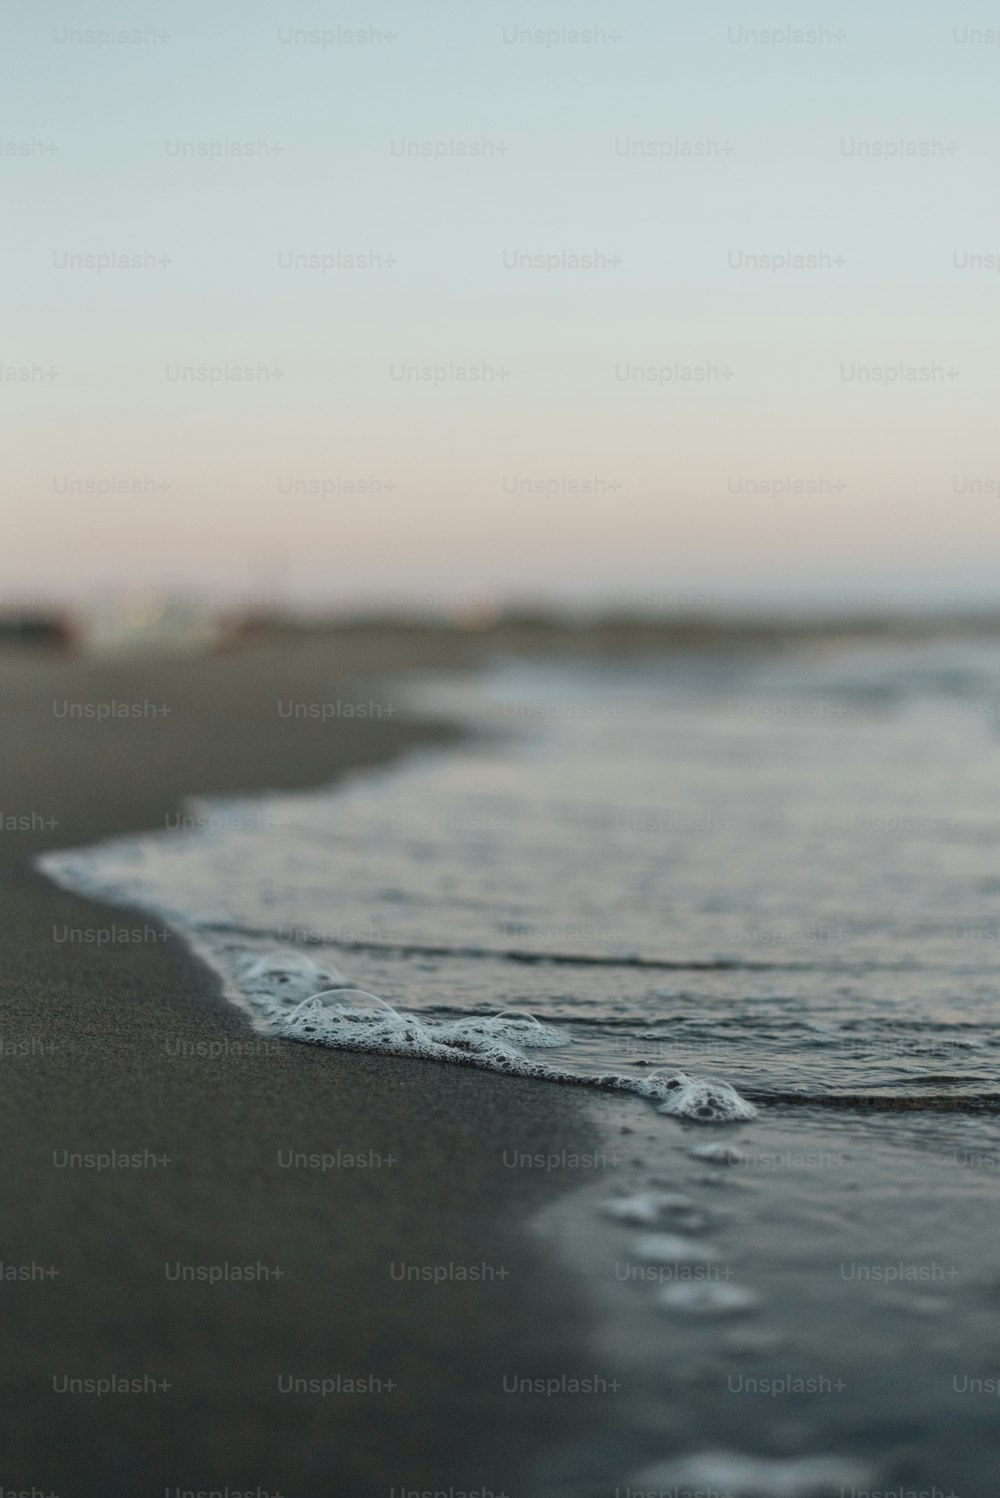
[9,624,1000,1498]
[0,631,613,1497]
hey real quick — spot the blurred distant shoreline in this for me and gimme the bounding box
[4,594,1000,659]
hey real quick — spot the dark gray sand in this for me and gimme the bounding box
[0,635,611,1497]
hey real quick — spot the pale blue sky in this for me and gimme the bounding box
[4,0,1000,612]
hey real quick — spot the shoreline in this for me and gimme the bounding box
[0,635,615,1497]
[9,631,1000,1494]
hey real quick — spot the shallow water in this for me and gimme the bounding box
[40,635,1000,1114]
[532,1098,1000,1496]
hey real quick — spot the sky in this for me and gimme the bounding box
[4,0,1000,615]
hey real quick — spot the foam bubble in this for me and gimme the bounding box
[629,1451,877,1498]
[658,1282,760,1316]
[240,950,349,1010]
[435,1010,565,1050]
[690,1142,744,1164]
[652,1073,757,1123]
[273,988,568,1070]
[601,1192,695,1225]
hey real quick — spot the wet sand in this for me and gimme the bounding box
[0,633,615,1497]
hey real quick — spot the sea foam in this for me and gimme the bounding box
[243,951,757,1121]
[629,1451,876,1498]
[658,1282,761,1315]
